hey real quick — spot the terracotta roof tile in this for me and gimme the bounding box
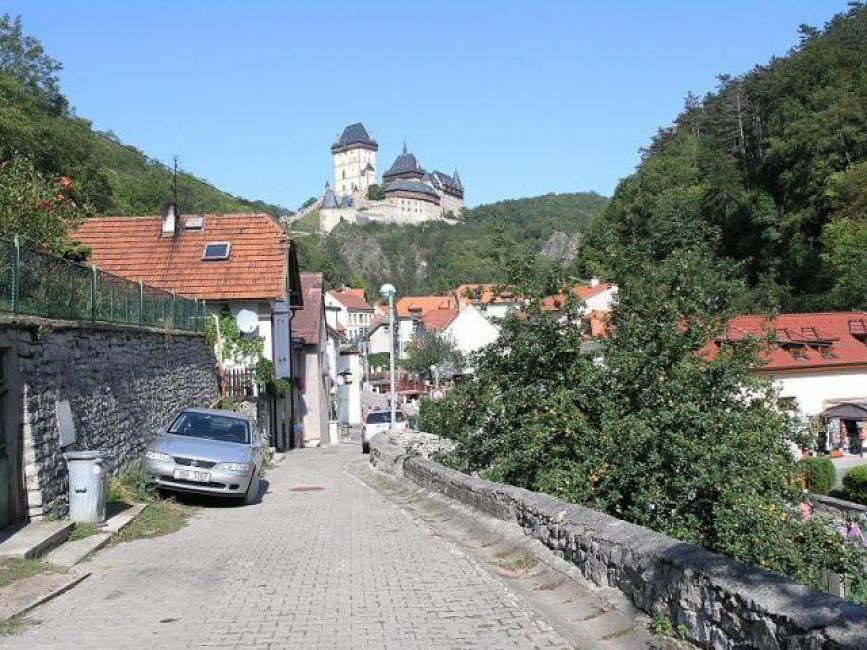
[71,213,287,301]
[293,274,324,344]
[713,312,867,371]
[329,289,373,311]
[421,308,458,331]
[396,295,458,318]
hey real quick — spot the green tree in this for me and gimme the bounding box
[0,14,66,113]
[402,331,464,379]
[366,184,386,201]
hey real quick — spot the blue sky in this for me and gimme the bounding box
[5,1,847,209]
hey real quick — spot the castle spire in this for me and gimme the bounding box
[402,141,407,154]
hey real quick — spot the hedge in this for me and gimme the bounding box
[843,466,867,505]
[801,457,836,495]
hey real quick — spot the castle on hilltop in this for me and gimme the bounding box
[315,122,464,233]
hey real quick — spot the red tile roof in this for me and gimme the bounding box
[395,295,458,318]
[329,289,373,311]
[454,283,515,305]
[421,307,459,331]
[541,282,614,312]
[71,213,288,301]
[293,274,324,345]
[714,312,867,371]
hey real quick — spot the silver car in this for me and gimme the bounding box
[143,408,264,505]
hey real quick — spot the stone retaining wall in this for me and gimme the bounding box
[813,493,867,521]
[370,433,867,648]
[0,315,218,519]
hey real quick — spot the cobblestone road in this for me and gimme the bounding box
[6,444,575,649]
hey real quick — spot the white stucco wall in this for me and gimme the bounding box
[584,287,618,313]
[445,306,500,356]
[333,148,376,195]
[368,324,392,355]
[206,300,274,366]
[765,367,867,417]
[338,351,362,425]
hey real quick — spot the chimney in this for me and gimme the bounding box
[590,277,600,288]
[161,202,179,238]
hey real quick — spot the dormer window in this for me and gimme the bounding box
[203,242,231,261]
[784,343,807,360]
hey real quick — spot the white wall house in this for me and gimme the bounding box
[430,304,500,357]
[325,289,375,344]
[715,313,867,420]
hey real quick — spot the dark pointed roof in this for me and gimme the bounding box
[331,123,378,153]
[383,145,425,180]
[322,183,339,209]
[430,170,464,198]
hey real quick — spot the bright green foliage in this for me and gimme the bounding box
[800,457,836,494]
[294,192,606,295]
[205,313,264,365]
[583,4,867,312]
[843,466,867,504]
[402,331,464,379]
[421,233,867,599]
[368,352,390,371]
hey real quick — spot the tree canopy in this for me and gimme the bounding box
[582,3,867,312]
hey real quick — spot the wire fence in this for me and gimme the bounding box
[0,236,205,332]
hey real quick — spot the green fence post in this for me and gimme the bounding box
[170,291,176,331]
[201,300,206,332]
[138,281,144,326]
[11,235,20,314]
[90,265,97,325]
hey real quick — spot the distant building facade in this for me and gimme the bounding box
[314,123,465,233]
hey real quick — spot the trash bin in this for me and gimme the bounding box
[65,450,107,523]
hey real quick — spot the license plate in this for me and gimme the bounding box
[174,468,210,483]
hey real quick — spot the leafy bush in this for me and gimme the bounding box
[800,457,836,494]
[843,466,867,505]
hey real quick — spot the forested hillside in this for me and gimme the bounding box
[583,3,867,312]
[295,191,607,296]
[0,15,289,218]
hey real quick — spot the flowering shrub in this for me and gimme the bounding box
[0,157,88,249]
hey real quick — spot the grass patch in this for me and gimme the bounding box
[67,522,102,542]
[0,616,38,636]
[498,553,538,572]
[0,559,61,591]
[110,499,195,545]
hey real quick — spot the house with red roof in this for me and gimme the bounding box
[325,288,375,343]
[418,304,499,359]
[713,312,867,453]
[71,206,307,448]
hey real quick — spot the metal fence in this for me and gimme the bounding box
[0,236,205,332]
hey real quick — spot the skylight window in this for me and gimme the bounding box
[185,216,204,230]
[202,242,231,261]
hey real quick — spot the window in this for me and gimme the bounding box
[202,242,231,261]
[184,216,204,230]
[169,411,250,444]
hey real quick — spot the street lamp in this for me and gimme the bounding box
[380,283,397,431]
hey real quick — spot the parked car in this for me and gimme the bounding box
[361,408,408,454]
[143,408,264,504]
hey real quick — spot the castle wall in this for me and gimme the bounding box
[439,193,463,218]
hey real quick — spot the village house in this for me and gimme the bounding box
[714,312,867,454]
[70,207,308,448]
[324,288,375,344]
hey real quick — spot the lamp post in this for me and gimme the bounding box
[380,283,397,431]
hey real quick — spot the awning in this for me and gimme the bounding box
[823,403,867,420]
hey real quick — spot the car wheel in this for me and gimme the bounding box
[362,442,370,454]
[243,470,260,505]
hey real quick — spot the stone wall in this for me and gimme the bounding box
[813,493,867,522]
[371,433,867,648]
[0,315,218,519]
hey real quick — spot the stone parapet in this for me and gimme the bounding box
[371,432,867,648]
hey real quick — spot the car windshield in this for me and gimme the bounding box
[367,411,406,424]
[168,412,250,444]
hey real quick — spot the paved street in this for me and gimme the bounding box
[6,443,578,649]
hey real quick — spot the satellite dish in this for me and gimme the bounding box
[236,309,259,335]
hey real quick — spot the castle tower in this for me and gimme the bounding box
[331,123,378,196]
